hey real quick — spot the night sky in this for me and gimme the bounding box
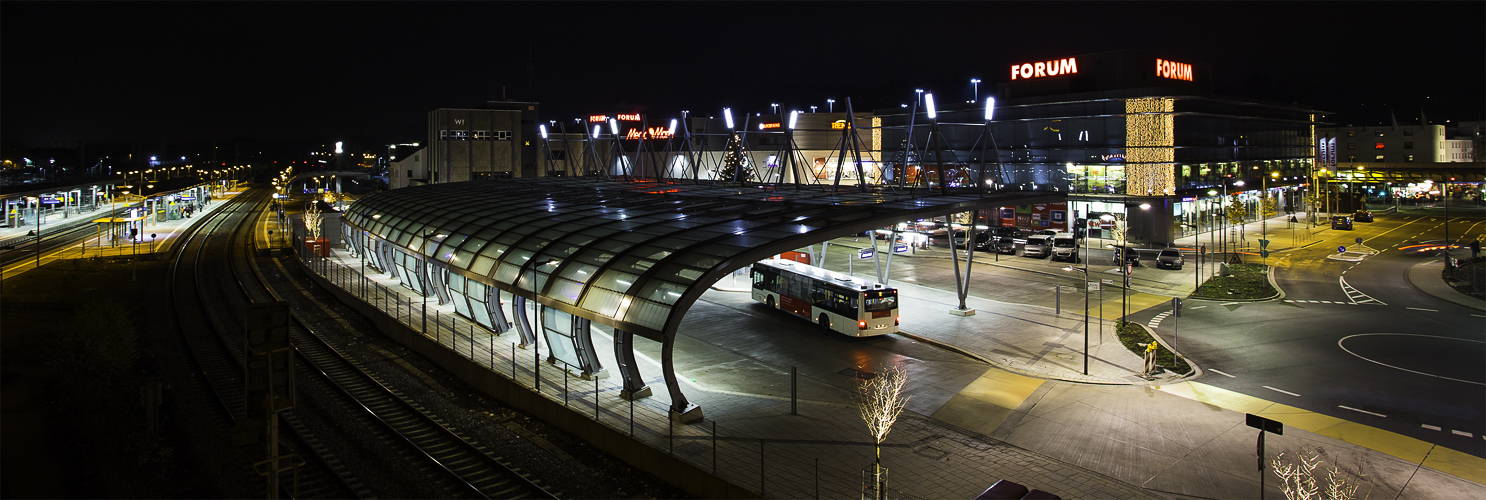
[4,1,1483,146]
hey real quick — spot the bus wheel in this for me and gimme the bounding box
[818,315,831,331]
[767,296,775,309]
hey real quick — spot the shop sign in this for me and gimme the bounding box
[831,120,853,129]
[1155,58,1194,81]
[1011,57,1078,80]
[624,127,674,140]
[616,113,641,121]
[588,115,609,123]
[760,122,782,129]
[1099,154,1124,161]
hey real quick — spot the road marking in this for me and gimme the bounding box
[1263,385,1301,397]
[1339,405,1387,418]
[1209,369,1236,378]
[1340,276,1386,305]
[1406,307,1439,312]
[1453,430,1475,437]
[1190,305,1206,309]
[1423,424,1442,431]
[1221,302,1241,306]
[1472,314,1486,318]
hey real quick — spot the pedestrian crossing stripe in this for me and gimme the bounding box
[1340,276,1387,305]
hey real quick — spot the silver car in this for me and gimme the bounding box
[1023,235,1051,258]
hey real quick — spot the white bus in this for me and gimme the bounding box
[750,258,899,336]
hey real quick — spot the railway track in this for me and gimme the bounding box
[173,186,557,499]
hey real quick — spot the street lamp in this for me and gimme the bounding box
[810,105,818,113]
[914,89,924,107]
[826,99,835,113]
[1062,261,1091,376]
[970,78,981,103]
[770,103,779,115]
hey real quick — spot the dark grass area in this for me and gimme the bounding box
[1193,263,1276,300]
[1115,320,1192,375]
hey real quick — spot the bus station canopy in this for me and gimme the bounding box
[345,178,1058,343]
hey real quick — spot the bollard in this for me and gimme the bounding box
[669,416,674,455]
[1056,285,1061,314]
[791,366,798,415]
[594,377,599,421]
[759,439,766,494]
[712,421,717,473]
[564,369,569,406]
[629,397,634,437]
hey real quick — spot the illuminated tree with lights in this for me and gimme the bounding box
[305,202,323,240]
[719,133,754,183]
[856,364,910,500]
[1227,194,1248,245]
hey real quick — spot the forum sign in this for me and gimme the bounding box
[1011,57,1078,80]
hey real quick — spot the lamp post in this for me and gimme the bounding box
[770,103,779,115]
[810,105,817,113]
[1062,261,1090,376]
[826,99,834,113]
[970,78,981,103]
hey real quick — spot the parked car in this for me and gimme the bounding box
[989,236,1015,254]
[1331,215,1354,230]
[1051,233,1078,261]
[1353,210,1373,222]
[951,230,994,251]
[1156,248,1184,269]
[1113,245,1141,267]
[1023,235,1052,258]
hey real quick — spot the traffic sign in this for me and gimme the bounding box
[1258,239,1270,249]
[1246,413,1283,435]
[1088,281,1100,291]
[1338,245,1346,253]
[1260,250,1270,258]
[859,249,874,259]
[1101,278,1113,284]
[1172,298,1182,317]
[893,245,908,253]
[1355,237,1363,244]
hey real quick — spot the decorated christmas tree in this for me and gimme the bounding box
[719,133,754,183]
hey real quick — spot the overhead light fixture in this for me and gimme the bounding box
[668,118,677,135]
[985,97,996,121]
[609,118,619,136]
[591,124,601,139]
[925,93,937,119]
[723,108,734,129]
[539,124,547,139]
[789,110,798,129]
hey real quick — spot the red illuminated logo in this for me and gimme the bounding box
[624,127,674,140]
[588,115,609,123]
[1011,57,1077,80]
[1155,58,1194,81]
[831,120,852,130]
[617,113,641,121]
[760,122,782,129]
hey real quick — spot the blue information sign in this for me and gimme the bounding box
[893,245,908,253]
[1337,245,1346,253]
[859,249,874,259]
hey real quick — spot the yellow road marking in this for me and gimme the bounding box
[1160,381,1486,485]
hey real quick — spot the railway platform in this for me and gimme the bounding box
[0,189,243,281]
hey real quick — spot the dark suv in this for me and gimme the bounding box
[1353,210,1373,223]
[1155,248,1184,269]
[1331,215,1354,230]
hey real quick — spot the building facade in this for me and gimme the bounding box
[419,101,541,187]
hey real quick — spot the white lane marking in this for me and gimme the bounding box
[1264,386,1302,397]
[1339,334,1486,386]
[1209,369,1236,378]
[1453,430,1475,437]
[1406,307,1439,312]
[1423,424,1442,431]
[1340,276,1386,305]
[1221,302,1241,306]
[1473,314,1486,318]
[1191,305,1207,309]
[1339,405,1387,418]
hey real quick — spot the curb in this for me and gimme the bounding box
[1187,264,1283,303]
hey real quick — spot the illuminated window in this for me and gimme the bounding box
[1403,142,1413,149]
[1347,155,1356,162]
[1405,155,1414,162]
[1374,142,1385,149]
[1375,130,1385,137]
[1347,130,1356,137]
[1347,142,1355,150]
[1375,154,1384,161]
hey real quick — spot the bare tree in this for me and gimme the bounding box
[856,364,910,500]
[1271,450,1369,500]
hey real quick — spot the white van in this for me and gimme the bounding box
[1022,235,1051,258]
[1051,232,1078,261]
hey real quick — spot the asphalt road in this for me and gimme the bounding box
[1136,208,1486,458]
